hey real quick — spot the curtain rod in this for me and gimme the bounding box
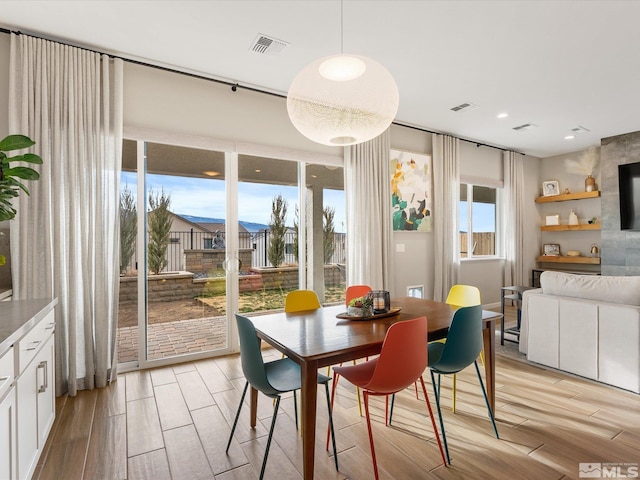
[0,27,523,155]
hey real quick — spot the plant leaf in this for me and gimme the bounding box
[3,167,40,181]
[0,134,35,152]
[6,153,43,165]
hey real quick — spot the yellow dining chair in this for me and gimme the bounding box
[343,284,373,416]
[445,284,482,413]
[284,289,321,312]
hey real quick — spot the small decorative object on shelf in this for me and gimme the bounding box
[568,210,579,225]
[563,188,570,194]
[542,180,560,196]
[543,243,561,256]
[588,216,598,224]
[590,243,599,256]
[564,145,599,192]
[546,214,560,226]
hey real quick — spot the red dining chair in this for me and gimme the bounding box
[327,317,447,479]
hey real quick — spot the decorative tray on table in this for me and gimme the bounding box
[336,307,402,321]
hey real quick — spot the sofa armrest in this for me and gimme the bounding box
[519,288,542,354]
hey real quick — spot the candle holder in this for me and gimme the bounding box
[370,290,390,314]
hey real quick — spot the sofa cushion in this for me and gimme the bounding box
[539,271,640,306]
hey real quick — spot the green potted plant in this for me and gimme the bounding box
[0,134,43,265]
[348,294,374,318]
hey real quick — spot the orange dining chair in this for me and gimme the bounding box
[327,317,447,479]
[284,289,321,312]
[345,284,373,305]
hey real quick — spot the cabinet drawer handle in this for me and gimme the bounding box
[0,375,9,382]
[26,340,42,351]
[38,360,48,393]
[45,322,55,330]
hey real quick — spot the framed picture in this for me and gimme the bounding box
[542,180,560,196]
[391,150,432,231]
[543,243,561,256]
[545,214,560,226]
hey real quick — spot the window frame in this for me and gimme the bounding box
[459,178,504,260]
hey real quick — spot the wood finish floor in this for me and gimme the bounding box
[33,309,640,480]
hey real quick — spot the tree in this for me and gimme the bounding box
[268,194,287,268]
[292,205,299,262]
[148,189,172,275]
[119,185,137,274]
[323,205,336,264]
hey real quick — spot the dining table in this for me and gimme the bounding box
[248,296,502,480]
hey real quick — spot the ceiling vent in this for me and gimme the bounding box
[450,102,479,112]
[570,125,591,134]
[512,123,538,132]
[249,34,289,56]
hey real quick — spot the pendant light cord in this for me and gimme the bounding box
[340,0,344,54]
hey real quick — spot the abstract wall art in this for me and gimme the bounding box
[391,149,432,231]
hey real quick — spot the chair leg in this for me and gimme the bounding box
[259,395,281,480]
[430,370,450,464]
[226,381,249,453]
[473,361,499,439]
[363,391,381,480]
[389,393,395,425]
[452,373,457,413]
[293,391,298,431]
[327,373,340,450]
[324,383,339,471]
[418,376,447,467]
[356,385,363,417]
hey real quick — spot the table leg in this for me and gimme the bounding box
[249,386,258,428]
[482,319,496,413]
[301,360,318,480]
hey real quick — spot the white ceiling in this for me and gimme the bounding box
[2,0,640,158]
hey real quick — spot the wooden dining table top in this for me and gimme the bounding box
[250,296,500,368]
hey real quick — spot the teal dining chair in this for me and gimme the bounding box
[427,305,499,464]
[226,314,338,479]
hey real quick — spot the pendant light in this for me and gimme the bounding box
[286,2,399,146]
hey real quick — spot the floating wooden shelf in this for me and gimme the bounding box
[540,223,601,232]
[536,255,601,264]
[535,191,601,203]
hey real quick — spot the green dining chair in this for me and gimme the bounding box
[226,314,338,479]
[445,284,483,413]
[427,305,499,464]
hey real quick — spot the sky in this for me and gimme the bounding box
[121,171,347,232]
[459,202,496,233]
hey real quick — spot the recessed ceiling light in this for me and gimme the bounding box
[497,112,508,119]
[203,170,220,177]
[255,169,261,173]
[564,135,575,140]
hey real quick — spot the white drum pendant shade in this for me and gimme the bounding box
[287,54,399,146]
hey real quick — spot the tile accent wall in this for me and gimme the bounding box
[600,130,640,275]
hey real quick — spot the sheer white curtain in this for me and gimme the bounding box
[504,150,526,286]
[9,34,124,396]
[432,134,460,301]
[345,129,393,291]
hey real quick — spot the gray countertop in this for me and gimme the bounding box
[0,298,58,356]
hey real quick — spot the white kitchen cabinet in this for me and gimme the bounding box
[16,310,55,480]
[0,345,17,480]
[0,299,57,480]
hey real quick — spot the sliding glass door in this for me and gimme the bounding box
[118,140,232,367]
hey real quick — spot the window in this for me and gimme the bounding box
[459,183,501,258]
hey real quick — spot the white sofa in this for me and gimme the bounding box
[520,271,640,393]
